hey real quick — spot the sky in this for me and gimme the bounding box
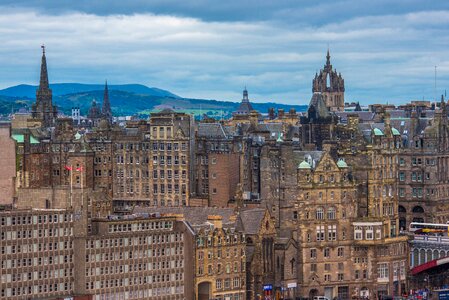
[0,1,448,106]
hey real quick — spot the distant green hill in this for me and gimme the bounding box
[0,95,31,115]
[0,83,307,118]
[0,83,179,99]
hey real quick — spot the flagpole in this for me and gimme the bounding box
[81,165,84,207]
[70,164,73,208]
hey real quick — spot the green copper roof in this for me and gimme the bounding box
[337,159,348,168]
[276,134,283,142]
[298,161,311,169]
[11,134,40,144]
[11,134,24,143]
[30,136,40,144]
[391,127,400,136]
[373,128,384,136]
[74,132,82,140]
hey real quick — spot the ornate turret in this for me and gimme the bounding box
[31,45,58,128]
[101,80,112,124]
[312,49,345,112]
[233,87,254,116]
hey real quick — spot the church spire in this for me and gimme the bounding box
[326,48,331,66]
[101,80,112,123]
[39,44,49,90]
[242,86,249,103]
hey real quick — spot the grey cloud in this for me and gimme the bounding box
[0,5,448,105]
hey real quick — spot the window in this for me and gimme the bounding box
[327,207,336,219]
[337,247,344,257]
[216,279,222,289]
[310,248,317,259]
[377,263,389,279]
[316,226,325,241]
[324,248,330,258]
[338,273,344,281]
[366,226,373,240]
[355,226,363,240]
[316,207,324,220]
[328,225,336,241]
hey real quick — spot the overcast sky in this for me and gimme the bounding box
[0,0,448,105]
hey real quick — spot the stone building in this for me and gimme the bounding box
[394,98,449,227]
[236,208,276,300]
[194,215,246,300]
[194,123,240,207]
[312,50,345,112]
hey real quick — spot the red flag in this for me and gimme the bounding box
[76,166,83,172]
[65,166,72,171]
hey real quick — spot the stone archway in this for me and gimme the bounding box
[309,289,319,299]
[198,281,212,300]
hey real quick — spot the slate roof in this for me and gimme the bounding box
[335,111,375,123]
[197,123,230,139]
[236,208,267,235]
[133,206,236,226]
[308,92,330,119]
[293,151,324,168]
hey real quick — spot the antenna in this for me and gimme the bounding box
[435,66,437,105]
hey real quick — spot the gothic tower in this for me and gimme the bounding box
[31,45,57,128]
[312,50,345,112]
[101,80,112,123]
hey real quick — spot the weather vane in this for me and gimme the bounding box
[41,44,45,54]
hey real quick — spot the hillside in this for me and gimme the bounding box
[0,83,179,99]
[0,83,307,117]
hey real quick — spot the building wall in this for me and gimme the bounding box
[0,209,75,299]
[194,221,246,300]
[0,125,16,205]
[208,152,240,207]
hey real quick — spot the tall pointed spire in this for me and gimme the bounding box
[101,80,112,123]
[39,44,49,90]
[326,48,331,66]
[32,45,57,128]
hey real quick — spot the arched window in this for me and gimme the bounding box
[316,207,324,220]
[412,206,424,213]
[45,199,51,209]
[398,205,406,213]
[327,207,336,220]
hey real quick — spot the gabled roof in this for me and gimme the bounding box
[197,123,230,139]
[236,208,267,235]
[308,92,330,119]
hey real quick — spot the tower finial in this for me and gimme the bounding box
[326,47,331,66]
[243,87,249,102]
[41,44,45,54]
